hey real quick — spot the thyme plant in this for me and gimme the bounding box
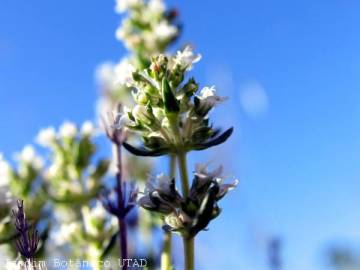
[116,48,238,269]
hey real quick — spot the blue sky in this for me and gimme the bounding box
[1,0,360,269]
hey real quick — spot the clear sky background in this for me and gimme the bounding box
[1,1,360,269]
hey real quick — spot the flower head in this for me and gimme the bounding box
[59,121,77,139]
[174,46,201,71]
[115,0,143,13]
[15,145,44,170]
[138,174,182,214]
[139,164,238,238]
[0,154,11,187]
[120,52,233,157]
[36,127,57,147]
[114,58,136,87]
[81,121,96,137]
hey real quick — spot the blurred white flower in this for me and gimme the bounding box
[148,0,165,14]
[81,121,96,137]
[96,62,116,88]
[114,58,135,86]
[82,202,107,236]
[0,154,11,187]
[16,145,36,163]
[46,164,60,179]
[15,145,44,171]
[52,222,80,246]
[36,127,56,147]
[174,46,201,71]
[239,81,269,118]
[154,20,178,41]
[59,121,77,138]
[115,0,142,13]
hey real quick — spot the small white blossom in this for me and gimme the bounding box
[59,121,77,138]
[148,0,165,14]
[96,62,116,88]
[114,58,136,86]
[36,127,56,146]
[0,154,11,187]
[115,0,142,13]
[198,86,227,106]
[154,20,178,41]
[15,145,44,170]
[81,121,96,137]
[174,46,201,71]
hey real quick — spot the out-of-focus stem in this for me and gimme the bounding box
[115,143,128,270]
[161,154,176,270]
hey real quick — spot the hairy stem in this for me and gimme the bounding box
[161,154,176,270]
[115,143,128,270]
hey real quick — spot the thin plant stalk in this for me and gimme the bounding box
[183,237,195,270]
[161,154,176,270]
[115,143,128,270]
[177,151,194,270]
[177,152,190,198]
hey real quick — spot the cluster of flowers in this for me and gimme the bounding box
[140,165,238,238]
[118,47,233,157]
[0,121,118,266]
[97,0,180,114]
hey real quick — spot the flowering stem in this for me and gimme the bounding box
[177,151,189,198]
[183,237,195,270]
[115,143,128,270]
[161,154,176,270]
[177,152,195,270]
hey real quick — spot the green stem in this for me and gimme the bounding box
[177,151,190,198]
[177,151,195,270]
[161,154,176,270]
[183,237,195,270]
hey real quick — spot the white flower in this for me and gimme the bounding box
[174,46,201,71]
[81,121,96,137]
[36,127,56,146]
[96,62,116,88]
[148,0,165,14]
[52,222,80,246]
[154,20,178,41]
[15,145,44,170]
[46,164,60,179]
[114,58,136,86]
[115,0,142,13]
[198,86,227,106]
[82,202,107,236]
[0,154,11,187]
[59,121,77,138]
